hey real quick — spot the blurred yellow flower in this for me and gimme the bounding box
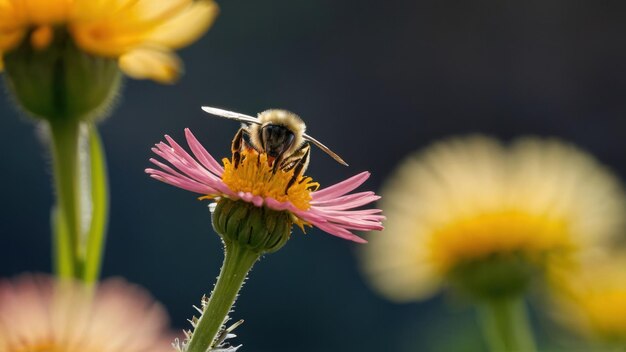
[0,0,218,83]
[552,252,626,344]
[0,274,173,352]
[360,136,626,301]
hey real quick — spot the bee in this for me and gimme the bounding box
[201,106,347,191]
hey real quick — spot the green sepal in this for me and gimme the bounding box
[448,252,540,300]
[212,198,292,254]
[3,27,121,122]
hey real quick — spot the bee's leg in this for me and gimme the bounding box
[231,128,246,168]
[238,128,266,167]
[241,129,261,153]
[285,145,310,193]
[275,143,309,175]
[279,158,297,172]
[280,143,309,172]
[271,147,291,174]
[271,154,283,174]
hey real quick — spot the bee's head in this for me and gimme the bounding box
[261,124,295,158]
[252,110,306,158]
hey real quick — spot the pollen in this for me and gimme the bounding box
[220,150,319,211]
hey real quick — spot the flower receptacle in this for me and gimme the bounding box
[212,198,292,254]
[3,27,121,122]
[448,252,540,300]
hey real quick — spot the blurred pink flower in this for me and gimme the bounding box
[0,274,173,352]
[146,128,384,243]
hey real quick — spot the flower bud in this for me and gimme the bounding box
[448,253,538,299]
[3,28,121,122]
[212,198,292,254]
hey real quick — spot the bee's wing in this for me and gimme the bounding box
[201,106,261,125]
[303,133,348,166]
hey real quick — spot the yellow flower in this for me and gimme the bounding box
[551,252,626,344]
[360,135,626,301]
[0,0,218,83]
[0,274,173,352]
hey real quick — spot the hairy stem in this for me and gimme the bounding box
[186,241,260,352]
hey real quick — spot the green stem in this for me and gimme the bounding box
[83,124,109,283]
[479,296,537,352]
[51,206,73,277]
[49,121,110,282]
[186,241,260,352]
[49,119,83,279]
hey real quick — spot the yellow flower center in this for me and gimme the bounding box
[427,209,574,274]
[216,150,319,211]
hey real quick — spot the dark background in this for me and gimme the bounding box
[2,1,626,351]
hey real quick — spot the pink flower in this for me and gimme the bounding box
[0,274,173,352]
[146,128,384,243]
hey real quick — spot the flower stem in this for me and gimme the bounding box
[479,296,537,352]
[51,205,73,277]
[49,120,110,282]
[83,125,109,283]
[49,119,83,279]
[186,241,260,352]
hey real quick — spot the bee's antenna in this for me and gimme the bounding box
[201,106,261,125]
[303,133,348,166]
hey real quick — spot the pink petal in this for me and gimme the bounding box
[312,221,368,243]
[311,191,376,206]
[151,142,228,193]
[311,207,384,219]
[184,128,224,176]
[311,172,370,201]
[311,193,381,210]
[146,158,210,189]
[265,198,327,223]
[147,169,215,194]
[313,211,384,230]
[148,153,226,194]
[148,144,231,194]
[295,207,380,243]
[157,138,220,183]
[317,209,383,216]
[238,192,264,207]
